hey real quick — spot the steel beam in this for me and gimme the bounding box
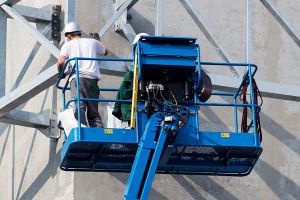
[247,0,253,63]
[98,0,139,38]
[64,0,75,43]
[0,0,20,6]
[65,0,75,25]
[260,0,300,48]
[0,9,7,97]
[0,110,51,128]
[127,0,139,10]
[0,65,58,117]
[2,67,297,120]
[0,60,128,117]
[0,1,128,118]
[155,0,163,36]
[1,4,60,58]
[11,24,51,90]
[210,73,300,102]
[179,0,242,77]
[114,0,137,44]
[0,1,128,128]
[119,22,136,44]
[115,0,128,32]
[12,4,52,22]
[0,109,59,138]
[100,60,128,76]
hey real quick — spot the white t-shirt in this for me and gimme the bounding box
[60,38,106,80]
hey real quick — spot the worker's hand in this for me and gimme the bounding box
[89,33,100,41]
[59,72,66,79]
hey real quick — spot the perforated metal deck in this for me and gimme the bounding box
[61,128,262,176]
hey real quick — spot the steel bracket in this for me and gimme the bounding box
[38,109,60,139]
[51,5,61,42]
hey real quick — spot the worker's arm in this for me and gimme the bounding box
[104,46,108,56]
[57,55,67,74]
[97,41,108,56]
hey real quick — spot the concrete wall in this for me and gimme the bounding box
[0,0,300,199]
[0,0,74,199]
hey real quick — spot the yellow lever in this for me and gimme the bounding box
[130,52,139,128]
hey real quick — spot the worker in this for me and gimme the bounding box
[57,22,108,127]
[112,33,149,123]
[131,33,149,48]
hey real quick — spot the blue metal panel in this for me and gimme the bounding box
[175,131,259,147]
[60,127,138,171]
[140,57,196,67]
[140,43,197,57]
[139,35,197,45]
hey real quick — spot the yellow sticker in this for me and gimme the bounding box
[221,132,230,138]
[104,129,113,134]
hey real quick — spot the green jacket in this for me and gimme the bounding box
[112,69,133,122]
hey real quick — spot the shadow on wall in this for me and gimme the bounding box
[205,97,300,200]
[173,175,240,200]
[17,87,61,200]
[171,175,206,200]
[0,53,58,198]
[260,112,300,157]
[110,165,239,200]
[0,86,60,199]
[18,138,60,200]
[0,52,56,146]
[10,24,54,91]
[0,125,10,164]
[0,55,56,138]
[14,89,60,200]
[110,173,169,200]
[253,111,300,200]
[255,159,300,199]
[128,9,155,35]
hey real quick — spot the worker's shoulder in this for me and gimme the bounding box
[80,38,103,46]
[62,39,78,47]
[80,37,100,43]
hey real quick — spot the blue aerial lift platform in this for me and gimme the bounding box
[56,36,262,199]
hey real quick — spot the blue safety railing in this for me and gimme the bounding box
[198,61,260,144]
[56,57,261,142]
[56,57,133,138]
[57,36,262,181]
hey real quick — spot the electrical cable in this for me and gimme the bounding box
[240,75,263,142]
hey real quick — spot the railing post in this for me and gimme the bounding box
[248,64,257,145]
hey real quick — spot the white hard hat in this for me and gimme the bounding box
[132,33,149,46]
[64,22,81,36]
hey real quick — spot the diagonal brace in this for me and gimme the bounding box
[12,4,53,22]
[179,0,243,77]
[98,0,139,38]
[209,73,300,102]
[119,22,136,44]
[260,0,300,48]
[0,109,60,138]
[0,0,21,6]
[1,4,60,57]
[0,65,58,117]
